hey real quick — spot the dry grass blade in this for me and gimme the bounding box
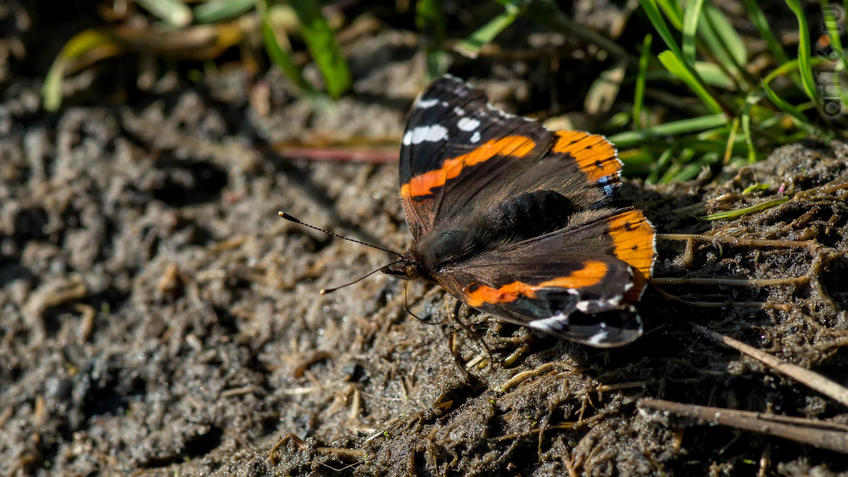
[272,146,397,163]
[500,362,557,392]
[638,398,848,454]
[651,276,807,286]
[657,233,817,248]
[693,325,848,408]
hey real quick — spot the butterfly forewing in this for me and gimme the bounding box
[399,76,626,241]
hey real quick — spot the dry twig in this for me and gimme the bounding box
[638,398,848,454]
[693,324,848,408]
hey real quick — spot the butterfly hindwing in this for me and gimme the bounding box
[431,209,655,347]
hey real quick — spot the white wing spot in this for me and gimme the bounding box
[529,313,568,332]
[587,329,610,346]
[575,295,622,313]
[416,98,439,109]
[404,124,448,145]
[470,131,481,143]
[457,117,480,132]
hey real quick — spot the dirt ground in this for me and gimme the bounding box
[3,3,848,476]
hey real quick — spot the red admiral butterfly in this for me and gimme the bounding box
[382,76,655,347]
[283,76,655,347]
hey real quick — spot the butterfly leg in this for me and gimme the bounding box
[449,298,495,363]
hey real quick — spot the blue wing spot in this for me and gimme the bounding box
[597,175,616,197]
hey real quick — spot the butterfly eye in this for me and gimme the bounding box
[405,264,419,278]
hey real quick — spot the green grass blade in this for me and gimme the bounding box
[639,0,683,60]
[659,147,694,183]
[646,146,675,184]
[761,81,805,121]
[723,116,739,163]
[42,29,117,111]
[416,0,450,78]
[194,0,255,23]
[702,197,789,221]
[655,0,683,29]
[742,95,757,163]
[257,0,314,95]
[672,163,703,182]
[289,0,351,98]
[610,113,726,147]
[682,0,704,65]
[634,34,652,129]
[674,152,719,182]
[741,183,770,194]
[741,0,789,64]
[764,58,799,84]
[455,0,523,58]
[764,56,828,84]
[701,3,747,68]
[694,61,735,89]
[136,0,192,26]
[416,0,445,38]
[687,3,745,89]
[658,50,723,114]
[761,79,819,136]
[785,0,818,102]
[43,66,64,112]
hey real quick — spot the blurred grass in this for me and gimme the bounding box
[617,0,845,184]
[455,0,524,58]
[289,0,350,98]
[42,0,847,186]
[257,0,315,97]
[416,0,449,78]
[42,29,122,111]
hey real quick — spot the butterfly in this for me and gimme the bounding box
[377,75,656,347]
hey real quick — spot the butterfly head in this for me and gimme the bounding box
[380,253,423,280]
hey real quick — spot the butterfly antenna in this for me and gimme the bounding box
[278,211,402,257]
[320,259,403,295]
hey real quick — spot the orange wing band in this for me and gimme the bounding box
[552,130,620,183]
[401,135,536,199]
[606,210,656,300]
[465,260,609,307]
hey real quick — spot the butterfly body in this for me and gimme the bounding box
[384,76,656,347]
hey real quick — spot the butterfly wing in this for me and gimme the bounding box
[434,209,655,347]
[399,76,622,240]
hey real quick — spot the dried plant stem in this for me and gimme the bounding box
[638,398,848,454]
[658,233,817,248]
[693,324,848,408]
[651,276,807,286]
